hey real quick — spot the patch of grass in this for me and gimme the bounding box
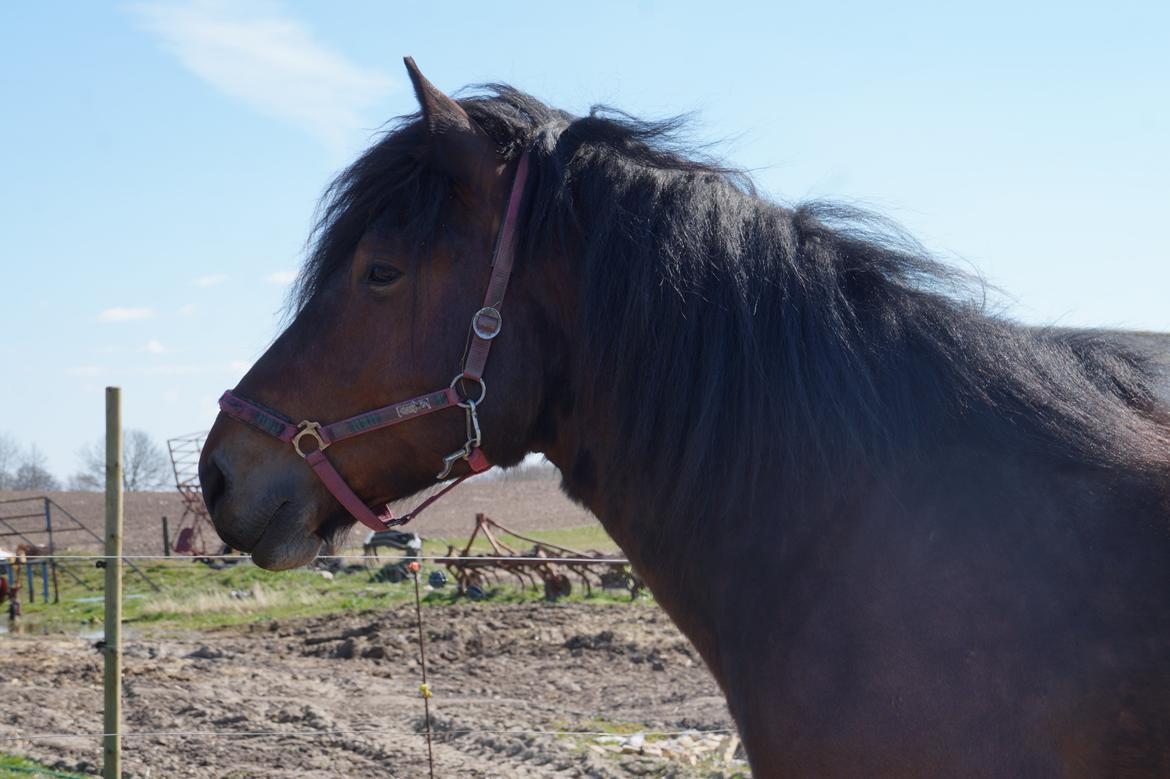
[12,531,646,635]
[572,717,660,736]
[13,555,415,634]
[0,754,91,778]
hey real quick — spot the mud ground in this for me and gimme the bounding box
[1,602,748,778]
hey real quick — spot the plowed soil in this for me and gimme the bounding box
[2,602,746,778]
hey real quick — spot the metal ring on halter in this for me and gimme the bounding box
[472,306,503,340]
[292,421,328,458]
[450,374,486,408]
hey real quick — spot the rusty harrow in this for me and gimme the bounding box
[433,513,641,600]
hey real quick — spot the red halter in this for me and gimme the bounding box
[218,151,530,532]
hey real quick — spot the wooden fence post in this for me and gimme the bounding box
[103,387,123,779]
[161,516,171,557]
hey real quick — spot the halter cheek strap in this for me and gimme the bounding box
[217,151,530,532]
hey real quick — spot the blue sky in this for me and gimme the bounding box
[2,0,1167,479]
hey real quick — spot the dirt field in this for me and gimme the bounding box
[2,601,747,778]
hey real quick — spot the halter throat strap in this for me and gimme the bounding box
[217,151,530,532]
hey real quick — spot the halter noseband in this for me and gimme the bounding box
[217,151,531,532]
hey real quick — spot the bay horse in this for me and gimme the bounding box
[199,58,1170,776]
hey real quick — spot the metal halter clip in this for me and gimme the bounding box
[292,421,328,458]
[436,400,482,479]
[464,400,482,449]
[436,448,466,481]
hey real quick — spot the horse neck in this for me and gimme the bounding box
[539,399,813,683]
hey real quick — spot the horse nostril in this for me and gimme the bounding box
[199,456,227,515]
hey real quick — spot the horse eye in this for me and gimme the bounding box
[365,263,402,287]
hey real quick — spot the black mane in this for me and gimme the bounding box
[298,85,1170,519]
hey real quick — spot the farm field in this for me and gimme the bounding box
[0,476,599,556]
[2,573,746,777]
[2,503,747,777]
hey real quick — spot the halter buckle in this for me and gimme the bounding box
[292,421,328,458]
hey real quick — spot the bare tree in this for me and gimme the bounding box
[69,443,103,491]
[72,429,171,492]
[66,468,101,491]
[8,445,60,491]
[0,432,19,489]
[124,430,172,491]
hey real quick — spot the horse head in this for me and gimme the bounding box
[199,60,570,570]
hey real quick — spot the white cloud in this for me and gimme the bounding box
[193,273,227,287]
[176,303,198,317]
[143,339,167,354]
[66,366,105,377]
[265,270,298,285]
[98,307,155,323]
[129,0,396,152]
[228,360,252,374]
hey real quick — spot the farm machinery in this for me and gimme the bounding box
[165,432,634,599]
[166,432,214,556]
[433,513,641,600]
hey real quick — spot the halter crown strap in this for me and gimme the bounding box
[216,151,530,532]
[461,151,529,381]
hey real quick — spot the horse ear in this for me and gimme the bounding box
[403,56,497,184]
